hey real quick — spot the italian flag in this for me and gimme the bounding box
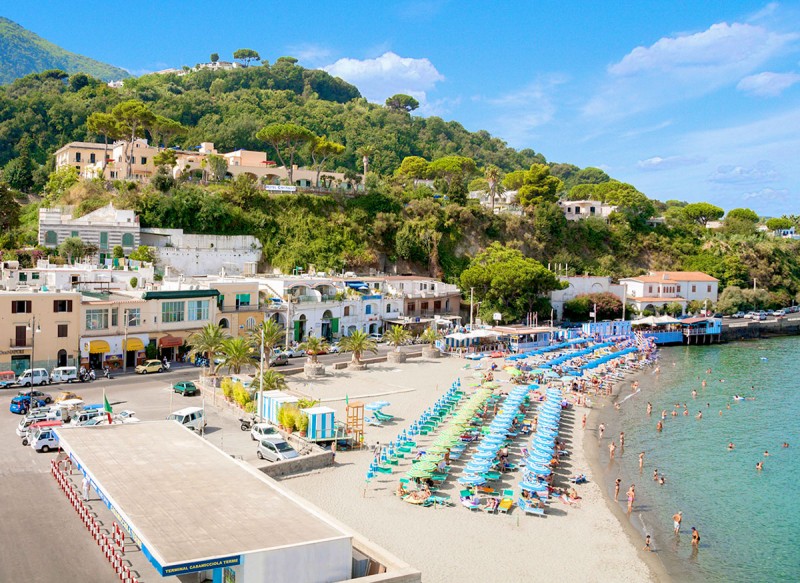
[103,390,113,423]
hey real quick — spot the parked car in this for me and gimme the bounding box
[250,423,280,441]
[55,391,82,404]
[173,381,199,396]
[730,312,745,319]
[0,370,16,388]
[135,360,163,374]
[774,309,787,317]
[166,407,206,432]
[9,395,47,414]
[257,438,299,461]
[328,343,341,353]
[281,347,306,358]
[269,353,289,367]
[367,333,384,342]
[18,389,52,404]
[50,366,79,383]
[17,368,51,387]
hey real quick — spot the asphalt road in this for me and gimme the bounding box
[0,366,260,582]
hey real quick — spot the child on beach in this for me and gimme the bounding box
[643,535,652,551]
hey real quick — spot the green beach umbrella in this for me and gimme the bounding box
[406,467,433,479]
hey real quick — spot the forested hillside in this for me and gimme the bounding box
[0,62,799,318]
[0,17,130,84]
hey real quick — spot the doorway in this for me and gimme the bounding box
[57,350,67,367]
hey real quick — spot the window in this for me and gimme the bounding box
[122,233,134,247]
[365,304,372,315]
[11,300,32,314]
[648,286,653,294]
[111,308,118,327]
[187,300,209,321]
[407,303,415,313]
[99,232,108,250]
[434,300,442,310]
[343,306,351,316]
[677,286,681,292]
[75,152,82,163]
[235,293,251,308]
[245,317,256,329]
[691,285,696,293]
[125,308,141,327]
[85,309,108,330]
[421,302,429,310]
[707,285,712,293]
[71,231,79,238]
[58,324,68,338]
[445,299,450,311]
[45,231,58,245]
[162,301,185,323]
[31,272,39,280]
[386,304,392,313]
[90,153,96,164]
[140,157,147,165]
[53,300,73,313]
[590,207,596,214]
[19,273,27,282]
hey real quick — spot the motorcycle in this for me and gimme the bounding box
[103,367,113,380]
[239,416,256,431]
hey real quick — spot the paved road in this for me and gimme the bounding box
[0,367,260,582]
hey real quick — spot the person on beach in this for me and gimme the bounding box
[728,442,735,450]
[609,441,616,459]
[671,409,678,417]
[619,432,625,449]
[598,423,605,439]
[661,410,667,420]
[656,420,663,432]
[783,442,790,448]
[764,450,770,456]
[692,389,697,398]
[614,478,621,500]
[647,402,652,415]
[702,379,707,387]
[639,452,645,470]
[581,413,586,430]
[691,527,700,547]
[643,534,652,552]
[626,485,635,513]
[756,461,763,471]
[659,475,666,486]
[653,469,658,481]
[683,408,689,416]
[673,511,682,534]
[696,411,703,420]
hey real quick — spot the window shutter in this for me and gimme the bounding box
[54,300,59,312]
[26,301,32,313]
[12,302,17,314]
[67,300,73,312]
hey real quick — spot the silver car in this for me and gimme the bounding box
[257,438,299,462]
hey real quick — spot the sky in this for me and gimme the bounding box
[6,1,800,215]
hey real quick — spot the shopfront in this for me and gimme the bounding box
[158,335,183,361]
[80,335,149,370]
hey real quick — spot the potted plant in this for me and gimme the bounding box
[300,334,328,378]
[297,412,309,437]
[338,330,378,370]
[420,327,443,359]
[384,325,411,364]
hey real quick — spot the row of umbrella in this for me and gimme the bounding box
[457,383,533,486]
[505,338,589,362]
[577,346,639,371]
[519,386,565,494]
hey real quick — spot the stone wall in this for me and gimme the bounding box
[722,319,800,341]
[258,446,333,478]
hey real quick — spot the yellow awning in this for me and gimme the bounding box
[123,338,144,352]
[88,340,110,354]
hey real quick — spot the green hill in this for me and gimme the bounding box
[0,17,130,84]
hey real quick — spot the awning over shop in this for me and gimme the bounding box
[345,281,368,290]
[88,340,110,354]
[159,335,182,348]
[123,338,145,352]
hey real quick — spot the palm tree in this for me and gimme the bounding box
[248,319,284,363]
[338,330,378,367]
[384,325,411,352]
[420,327,442,347]
[484,164,501,214]
[251,369,287,393]
[300,334,329,365]
[187,323,230,376]
[356,145,376,186]
[214,337,254,375]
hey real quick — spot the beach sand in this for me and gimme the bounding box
[280,355,658,583]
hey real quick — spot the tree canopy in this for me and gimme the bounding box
[233,48,260,67]
[385,94,420,112]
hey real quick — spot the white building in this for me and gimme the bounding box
[0,259,154,293]
[619,271,719,314]
[550,276,625,320]
[558,200,617,221]
[38,204,141,260]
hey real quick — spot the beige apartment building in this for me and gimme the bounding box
[0,290,82,375]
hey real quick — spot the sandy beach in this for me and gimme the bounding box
[279,354,658,583]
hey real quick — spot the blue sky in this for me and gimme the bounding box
[7,1,800,215]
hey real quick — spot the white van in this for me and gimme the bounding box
[51,366,78,383]
[30,426,60,452]
[167,407,206,432]
[72,409,102,425]
[18,368,51,387]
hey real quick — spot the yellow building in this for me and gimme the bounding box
[0,290,82,375]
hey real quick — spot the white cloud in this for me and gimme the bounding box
[323,52,444,106]
[584,22,798,119]
[708,160,780,183]
[743,187,789,200]
[737,71,800,96]
[288,44,332,66]
[637,155,706,171]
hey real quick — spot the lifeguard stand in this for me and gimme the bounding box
[346,401,365,449]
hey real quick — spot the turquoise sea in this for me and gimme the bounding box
[602,336,799,582]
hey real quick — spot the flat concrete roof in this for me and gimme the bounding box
[55,422,350,570]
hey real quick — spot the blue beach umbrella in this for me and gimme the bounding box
[458,474,487,486]
[519,480,548,491]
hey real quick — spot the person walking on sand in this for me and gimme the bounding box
[691,527,700,548]
[673,511,682,534]
[82,475,90,502]
[626,485,636,513]
[609,440,616,459]
[619,431,625,449]
[598,423,605,439]
[614,478,621,500]
[581,413,586,430]
[639,452,645,470]
[643,534,652,552]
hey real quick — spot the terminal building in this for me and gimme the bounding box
[54,421,420,583]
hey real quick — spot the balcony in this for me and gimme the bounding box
[9,338,30,348]
[220,304,257,313]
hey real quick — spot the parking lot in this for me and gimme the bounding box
[0,367,265,582]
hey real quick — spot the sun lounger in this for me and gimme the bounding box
[365,417,383,427]
[373,411,394,422]
[518,498,546,517]
[429,494,454,507]
[461,498,482,511]
[498,498,513,514]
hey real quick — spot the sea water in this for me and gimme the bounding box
[604,337,800,582]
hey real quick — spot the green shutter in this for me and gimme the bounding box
[331,318,339,334]
[294,321,302,342]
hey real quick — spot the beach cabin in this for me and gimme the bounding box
[231,374,254,390]
[261,390,299,425]
[301,406,336,441]
[491,325,557,353]
[581,320,632,340]
[680,317,722,344]
[631,316,682,344]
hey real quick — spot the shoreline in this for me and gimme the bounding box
[584,362,673,583]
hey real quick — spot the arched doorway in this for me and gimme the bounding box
[57,349,67,367]
[294,314,307,342]
[321,310,333,340]
[369,323,379,334]
[219,318,230,329]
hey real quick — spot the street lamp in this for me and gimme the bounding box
[122,308,137,373]
[25,316,42,372]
